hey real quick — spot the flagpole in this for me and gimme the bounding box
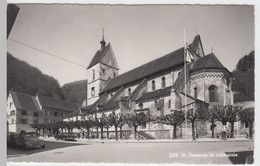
[184,28,188,140]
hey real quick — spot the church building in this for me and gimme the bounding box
[64,33,234,139]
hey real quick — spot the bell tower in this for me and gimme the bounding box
[86,29,119,105]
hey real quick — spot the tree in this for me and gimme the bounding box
[82,117,94,139]
[109,111,121,141]
[103,115,112,139]
[94,113,107,140]
[239,108,254,139]
[158,110,185,139]
[65,121,75,134]
[117,114,128,139]
[126,112,150,140]
[212,105,240,139]
[226,105,242,138]
[207,109,218,138]
[186,107,207,141]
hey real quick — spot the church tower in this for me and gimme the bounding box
[86,30,119,105]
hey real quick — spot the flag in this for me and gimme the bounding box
[185,43,193,63]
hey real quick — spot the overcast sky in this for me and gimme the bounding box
[7,4,254,86]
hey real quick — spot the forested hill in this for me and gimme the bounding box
[231,51,254,102]
[7,52,64,100]
[61,80,87,106]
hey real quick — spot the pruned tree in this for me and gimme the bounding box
[82,116,94,139]
[239,108,254,139]
[186,107,207,141]
[126,112,150,140]
[211,105,240,139]
[110,111,126,141]
[103,115,112,139]
[94,113,107,140]
[226,105,242,138]
[158,110,185,139]
[117,114,128,139]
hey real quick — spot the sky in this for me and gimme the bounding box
[7,4,254,86]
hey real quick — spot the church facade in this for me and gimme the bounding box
[64,34,234,139]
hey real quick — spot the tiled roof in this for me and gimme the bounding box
[10,91,41,112]
[191,53,226,72]
[37,95,78,112]
[101,47,185,93]
[101,35,203,93]
[87,43,111,69]
[136,86,172,103]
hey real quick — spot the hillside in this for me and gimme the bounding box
[61,80,87,106]
[231,51,254,102]
[7,52,64,99]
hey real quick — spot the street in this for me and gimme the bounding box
[7,140,254,164]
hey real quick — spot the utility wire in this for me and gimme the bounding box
[9,38,87,68]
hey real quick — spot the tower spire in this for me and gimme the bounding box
[100,27,106,50]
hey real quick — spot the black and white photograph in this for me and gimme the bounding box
[5,2,255,165]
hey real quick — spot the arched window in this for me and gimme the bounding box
[161,77,166,88]
[91,87,95,96]
[92,70,95,80]
[152,80,155,91]
[139,103,143,109]
[209,85,217,102]
[128,88,131,96]
[103,69,105,75]
[194,87,198,99]
[113,72,116,77]
[168,99,171,108]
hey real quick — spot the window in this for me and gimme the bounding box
[93,70,95,80]
[54,112,58,116]
[128,88,131,96]
[114,72,116,77]
[103,69,105,75]
[161,77,166,88]
[11,119,15,124]
[139,103,143,109]
[209,85,217,102]
[91,87,95,96]
[21,119,27,124]
[34,112,39,117]
[168,100,171,108]
[21,111,27,115]
[194,87,198,99]
[33,120,38,124]
[9,102,12,108]
[152,80,155,91]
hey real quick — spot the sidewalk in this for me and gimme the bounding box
[40,136,254,144]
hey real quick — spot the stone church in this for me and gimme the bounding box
[64,34,234,139]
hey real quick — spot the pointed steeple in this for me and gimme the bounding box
[100,27,106,50]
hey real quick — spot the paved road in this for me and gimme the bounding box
[7,140,254,164]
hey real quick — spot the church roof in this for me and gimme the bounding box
[87,43,111,69]
[37,95,78,112]
[191,53,226,72]
[101,35,203,93]
[10,91,41,112]
[101,47,185,93]
[136,86,172,103]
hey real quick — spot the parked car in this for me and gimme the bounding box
[8,132,45,150]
